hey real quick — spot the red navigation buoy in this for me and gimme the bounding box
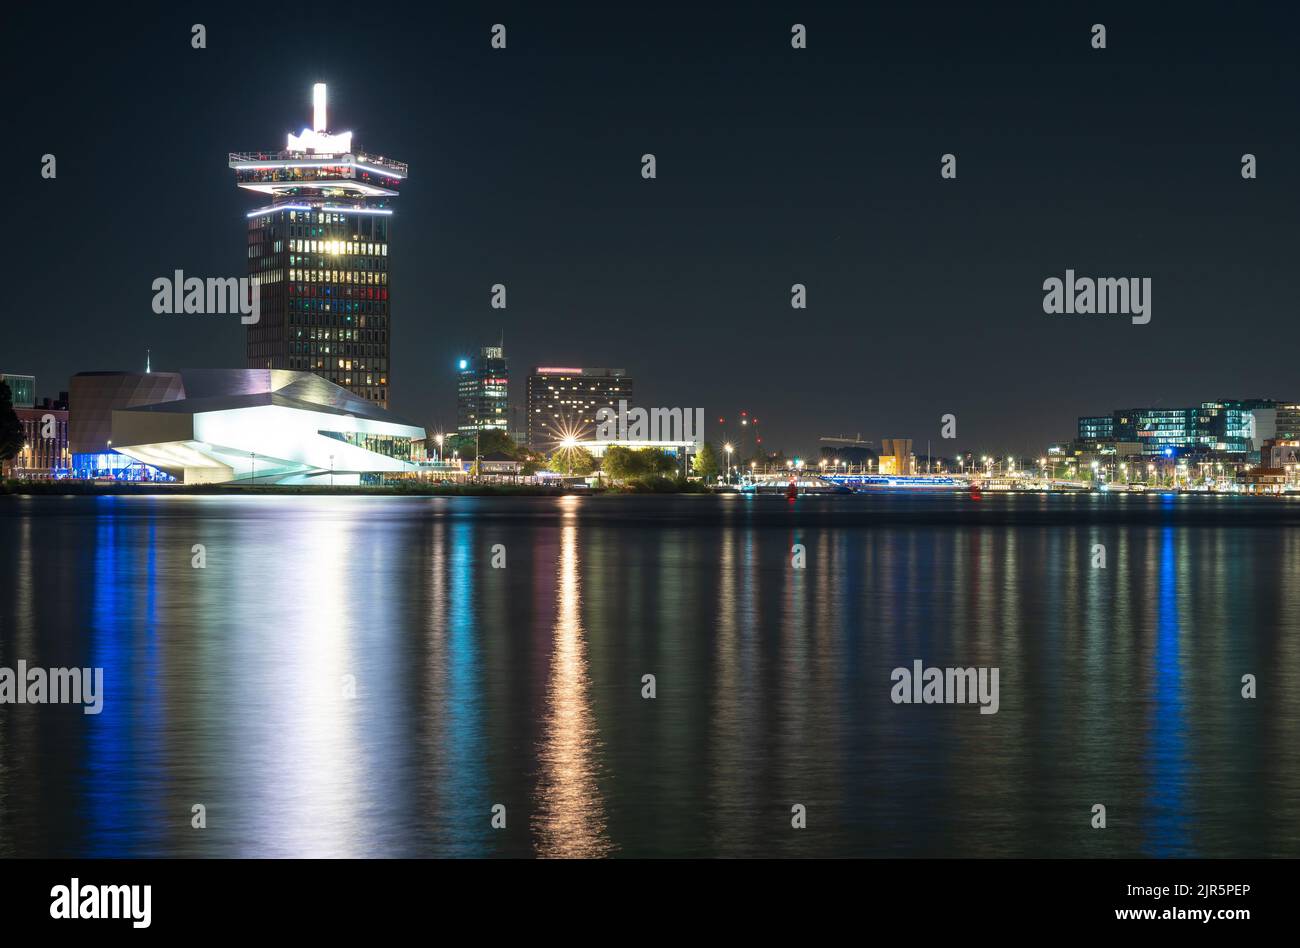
[786,477,798,502]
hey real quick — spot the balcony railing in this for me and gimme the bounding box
[228,151,408,177]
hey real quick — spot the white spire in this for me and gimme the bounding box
[313,83,328,132]
[288,82,352,154]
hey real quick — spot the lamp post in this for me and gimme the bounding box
[725,443,734,484]
[435,433,443,463]
[329,454,334,487]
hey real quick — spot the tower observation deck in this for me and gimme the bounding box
[229,84,407,408]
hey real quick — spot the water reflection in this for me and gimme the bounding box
[238,513,363,856]
[1145,527,1193,856]
[0,494,1298,857]
[533,519,613,857]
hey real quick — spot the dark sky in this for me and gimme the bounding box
[9,2,1298,457]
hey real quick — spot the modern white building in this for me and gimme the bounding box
[110,369,425,485]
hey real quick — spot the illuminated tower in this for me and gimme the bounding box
[229,83,406,408]
[457,346,510,438]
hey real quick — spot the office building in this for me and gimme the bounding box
[1077,415,1115,441]
[1077,399,1279,457]
[526,367,633,449]
[1273,403,1300,440]
[8,393,70,478]
[0,374,36,408]
[230,83,405,408]
[457,346,509,438]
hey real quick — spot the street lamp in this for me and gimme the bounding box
[434,433,444,463]
[561,436,578,476]
[724,443,734,484]
[251,451,257,485]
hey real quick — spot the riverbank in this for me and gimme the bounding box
[0,477,712,497]
[1,480,581,497]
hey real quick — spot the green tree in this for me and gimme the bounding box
[0,381,24,470]
[692,442,720,481]
[476,428,525,458]
[642,449,676,476]
[603,446,678,483]
[548,445,595,476]
[600,445,638,482]
[444,432,474,458]
[445,429,529,465]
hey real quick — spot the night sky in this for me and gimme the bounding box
[10,2,1298,457]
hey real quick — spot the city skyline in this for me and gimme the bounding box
[11,6,1300,458]
[5,1,1300,909]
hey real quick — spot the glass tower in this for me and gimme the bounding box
[229,84,406,408]
[457,347,510,438]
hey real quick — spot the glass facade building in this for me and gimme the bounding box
[1077,415,1114,441]
[0,374,36,408]
[230,84,405,409]
[457,346,509,438]
[1078,399,1278,456]
[1277,403,1300,440]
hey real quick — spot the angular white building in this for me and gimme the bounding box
[110,369,425,485]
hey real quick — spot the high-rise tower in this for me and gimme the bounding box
[229,83,406,408]
[456,346,510,438]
